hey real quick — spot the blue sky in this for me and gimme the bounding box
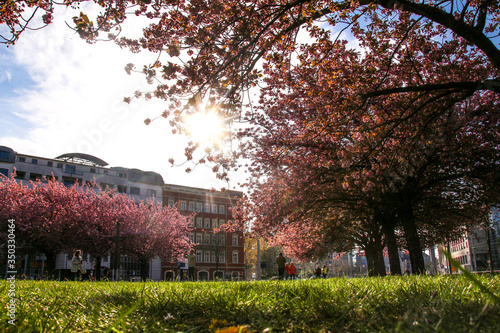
[0,7,239,191]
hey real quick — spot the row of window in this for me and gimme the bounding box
[5,171,157,197]
[195,250,240,264]
[454,255,469,265]
[15,156,127,177]
[168,199,227,214]
[188,233,239,246]
[451,240,469,253]
[189,217,226,229]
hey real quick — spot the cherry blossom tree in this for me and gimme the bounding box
[120,199,192,281]
[0,175,191,280]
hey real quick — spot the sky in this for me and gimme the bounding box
[0,6,243,192]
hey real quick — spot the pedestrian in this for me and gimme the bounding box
[103,267,110,281]
[314,266,321,278]
[71,249,83,281]
[285,263,290,279]
[289,262,297,280]
[276,252,287,279]
[322,264,329,278]
[187,250,196,281]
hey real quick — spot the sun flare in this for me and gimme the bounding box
[184,112,225,144]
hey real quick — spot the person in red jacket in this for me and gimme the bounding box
[289,262,297,280]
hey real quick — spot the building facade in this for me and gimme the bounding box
[163,184,245,281]
[439,217,500,273]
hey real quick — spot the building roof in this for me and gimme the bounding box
[55,153,109,167]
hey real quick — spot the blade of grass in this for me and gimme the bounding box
[440,249,500,303]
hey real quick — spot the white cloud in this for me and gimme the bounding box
[0,6,242,191]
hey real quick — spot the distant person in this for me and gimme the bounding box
[285,263,290,279]
[322,264,329,278]
[276,253,287,279]
[289,262,297,280]
[314,266,321,278]
[71,250,83,281]
[187,250,196,281]
[103,267,110,281]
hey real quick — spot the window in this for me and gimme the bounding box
[212,252,217,263]
[204,252,210,263]
[219,252,225,263]
[212,204,218,213]
[47,161,53,167]
[232,235,238,246]
[57,162,63,168]
[18,157,26,163]
[196,218,203,228]
[0,168,8,177]
[147,189,156,197]
[0,151,10,161]
[168,199,175,208]
[204,218,210,229]
[118,172,126,178]
[188,233,194,243]
[232,251,238,263]
[188,202,194,211]
[204,203,210,213]
[103,169,108,174]
[117,185,127,193]
[65,165,76,173]
[196,202,203,211]
[212,234,218,245]
[31,159,38,164]
[130,187,140,195]
[219,235,225,246]
[29,173,42,181]
[100,183,113,190]
[212,219,218,229]
[180,201,187,210]
[204,234,210,245]
[14,171,26,180]
[219,219,225,227]
[188,218,194,228]
[90,168,96,174]
[219,205,225,214]
[196,251,202,263]
[196,234,202,244]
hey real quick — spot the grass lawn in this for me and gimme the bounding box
[1,275,499,332]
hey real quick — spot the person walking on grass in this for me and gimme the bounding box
[322,264,329,278]
[187,250,196,281]
[71,250,83,281]
[289,262,297,280]
[276,253,287,280]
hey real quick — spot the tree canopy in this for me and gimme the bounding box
[0,174,191,279]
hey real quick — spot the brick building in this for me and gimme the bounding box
[163,184,245,281]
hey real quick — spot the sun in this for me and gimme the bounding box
[184,112,225,144]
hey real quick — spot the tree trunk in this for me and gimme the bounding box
[399,203,426,274]
[43,252,56,280]
[375,242,387,276]
[95,257,102,280]
[140,257,149,281]
[381,216,402,275]
[364,245,376,277]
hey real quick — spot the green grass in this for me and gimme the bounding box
[1,275,499,332]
